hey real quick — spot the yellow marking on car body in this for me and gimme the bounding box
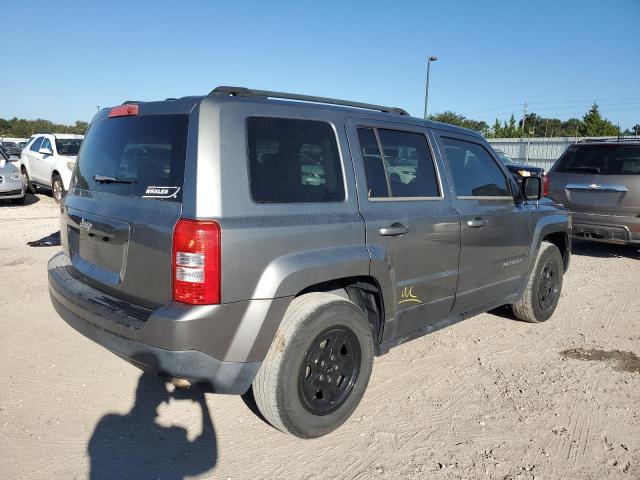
[399,286,421,304]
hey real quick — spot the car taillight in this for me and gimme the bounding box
[543,174,550,197]
[172,219,221,305]
[108,104,139,118]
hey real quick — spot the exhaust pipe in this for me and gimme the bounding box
[170,378,192,390]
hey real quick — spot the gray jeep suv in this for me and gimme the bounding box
[48,87,571,438]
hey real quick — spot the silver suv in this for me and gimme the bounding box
[48,87,571,438]
[547,139,640,245]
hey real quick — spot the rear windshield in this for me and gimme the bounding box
[73,114,188,201]
[555,145,640,175]
[55,138,82,156]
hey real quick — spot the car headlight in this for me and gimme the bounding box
[67,161,75,171]
[9,172,21,181]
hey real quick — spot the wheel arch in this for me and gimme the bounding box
[518,213,571,297]
[297,276,386,352]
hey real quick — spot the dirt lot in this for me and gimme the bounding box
[1,194,639,480]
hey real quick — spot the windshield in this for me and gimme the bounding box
[73,114,188,202]
[496,150,514,164]
[55,138,83,156]
[555,145,640,175]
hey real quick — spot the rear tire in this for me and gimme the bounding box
[512,241,563,323]
[252,292,374,438]
[52,174,65,204]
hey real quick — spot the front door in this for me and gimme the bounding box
[434,133,531,314]
[33,137,54,183]
[24,136,44,183]
[346,119,460,341]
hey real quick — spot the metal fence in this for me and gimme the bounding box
[487,136,640,171]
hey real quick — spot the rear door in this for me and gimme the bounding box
[346,119,460,340]
[435,132,531,314]
[62,109,191,309]
[549,144,640,217]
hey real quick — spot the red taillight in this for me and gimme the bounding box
[543,174,550,197]
[172,219,221,305]
[108,104,139,118]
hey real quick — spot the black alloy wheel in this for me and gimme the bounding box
[298,326,362,416]
[537,259,559,312]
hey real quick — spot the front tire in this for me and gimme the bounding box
[52,174,65,204]
[22,167,36,194]
[252,292,374,438]
[512,241,563,322]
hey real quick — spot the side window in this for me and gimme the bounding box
[30,136,44,152]
[247,117,345,203]
[378,129,439,198]
[357,128,388,197]
[41,138,52,152]
[441,138,511,197]
[357,127,439,199]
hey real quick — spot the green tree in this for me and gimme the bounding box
[561,118,583,137]
[491,118,503,137]
[582,104,617,136]
[504,114,519,137]
[429,111,488,135]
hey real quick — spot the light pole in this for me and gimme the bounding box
[423,56,438,119]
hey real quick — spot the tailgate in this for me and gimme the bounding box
[61,111,190,309]
[549,144,640,216]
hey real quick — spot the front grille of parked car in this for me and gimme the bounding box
[51,265,153,329]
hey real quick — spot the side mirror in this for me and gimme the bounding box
[39,147,53,156]
[522,176,542,201]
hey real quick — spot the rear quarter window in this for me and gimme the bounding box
[247,117,345,203]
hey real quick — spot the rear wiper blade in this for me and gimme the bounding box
[93,174,137,184]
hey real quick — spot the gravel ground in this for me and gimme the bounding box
[1,194,639,480]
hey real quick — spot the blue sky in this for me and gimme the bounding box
[1,0,638,129]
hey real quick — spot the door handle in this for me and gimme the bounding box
[466,218,489,228]
[378,223,409,236]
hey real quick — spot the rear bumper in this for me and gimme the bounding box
[52,296,260,394]
[48,252,291,394]
[571,211,640,245]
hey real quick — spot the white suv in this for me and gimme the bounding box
[21,133,83,203]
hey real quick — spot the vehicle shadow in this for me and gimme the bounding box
[0,193,39,206]
[571,239,639,260]
[88,373,218,480]
[488,304,519,321]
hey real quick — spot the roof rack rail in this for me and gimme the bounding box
[122,100,144,105]
[577,137,640,143]
[209,86,409,116]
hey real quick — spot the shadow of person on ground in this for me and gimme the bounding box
[88,373,217,480]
